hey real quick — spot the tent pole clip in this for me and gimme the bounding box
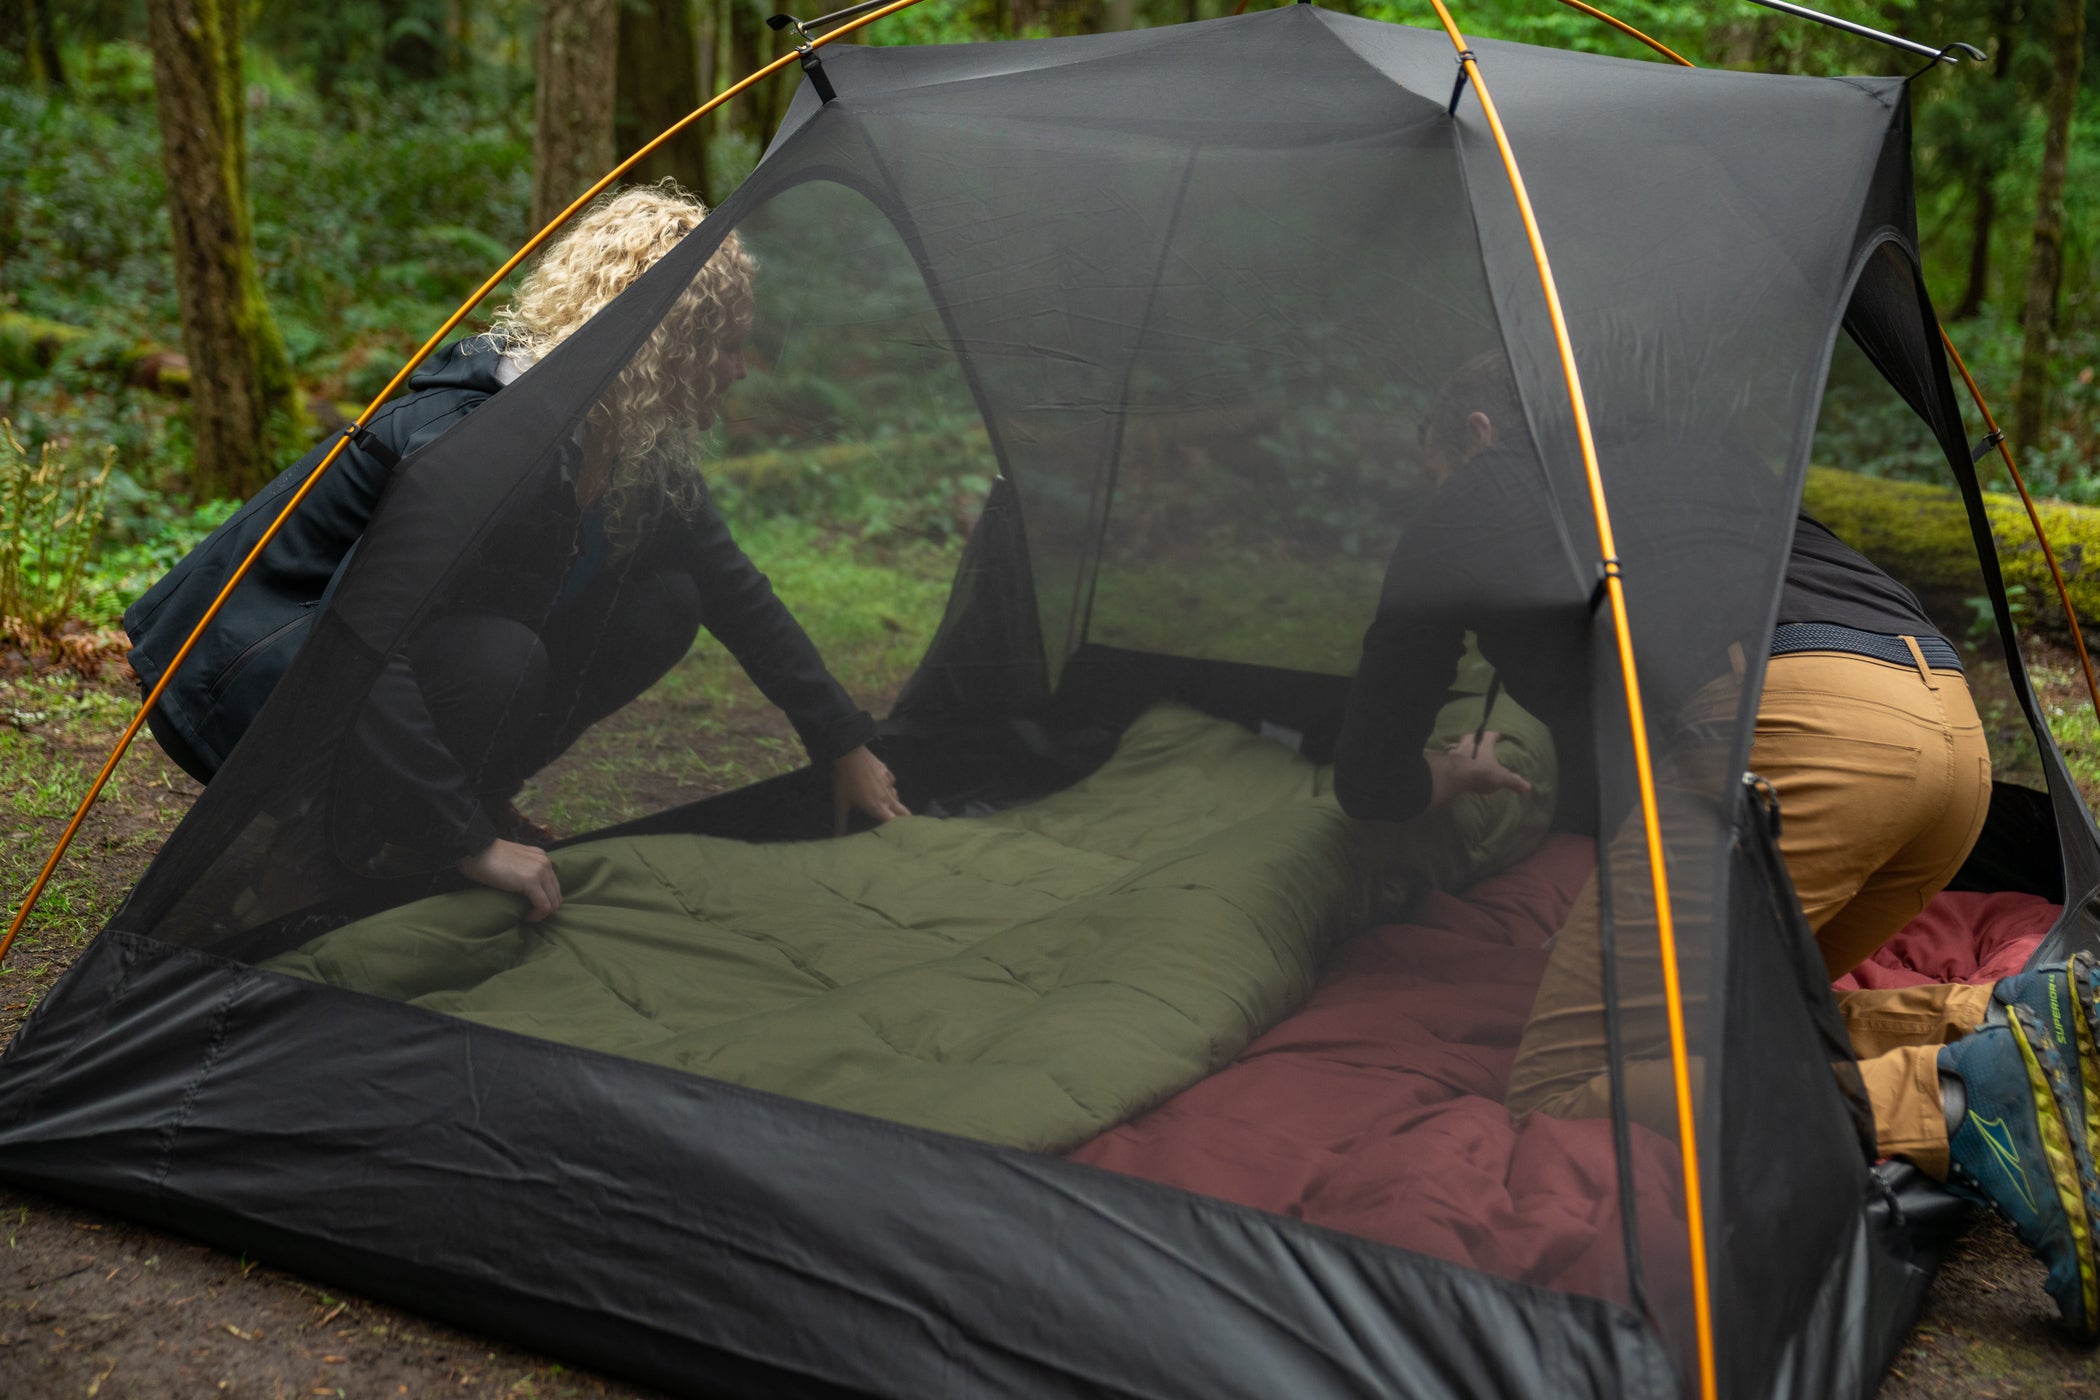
[768,14,840,102]
[339,422,399,471]
[1906,42,1987,82]
[1588,556,1622,612]
[1447,50,1477,116]
[1970,427,2007,465]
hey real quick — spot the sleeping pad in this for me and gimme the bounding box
[266,693,1555,1152]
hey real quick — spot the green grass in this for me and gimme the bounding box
[1084,551,1383,676]
[2037,688,2100,797]
[0,673,153,1020]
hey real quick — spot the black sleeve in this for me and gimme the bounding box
[684,503,877,765]
[346,651,498,866]
[1332,550,1468,824]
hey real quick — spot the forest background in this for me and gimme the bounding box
[0,0,2096,640]
[0,0,2097,1396]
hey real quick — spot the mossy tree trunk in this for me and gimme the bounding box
[145,0,306,502]
[615,0,708,203]
[530,0,619,233]
[2014,0,2085,469]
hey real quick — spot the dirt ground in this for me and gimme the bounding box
[1,652,2099,1397]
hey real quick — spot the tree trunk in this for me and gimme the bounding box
[722,0,781,158]
[145,0,306,502]
[616,0,708,202]
[450,0,471,73]
[1955,0,2022,323]
[2015,0,2084,470]
[1954,183,1996,321]
[380,0,448,83]
[531,0,619,233]
[1,0,65,90]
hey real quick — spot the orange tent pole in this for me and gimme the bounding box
[1547,0,1694,66]
[1426,5,1718,1398]
[1,0,929,965]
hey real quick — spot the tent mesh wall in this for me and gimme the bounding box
[8,11,2098,1399]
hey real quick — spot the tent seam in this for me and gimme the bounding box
[146,964,248,1204]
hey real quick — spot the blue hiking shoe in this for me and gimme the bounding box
[1941,1004,2100,1341]
[1993,952,2100,1147]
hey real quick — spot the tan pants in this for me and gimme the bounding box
[1505,648,1995,1178]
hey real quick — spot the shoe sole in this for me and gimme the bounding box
[2006,999,2100,1341]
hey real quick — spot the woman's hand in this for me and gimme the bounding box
[1424,731,1533,814]
[458,839,563,921]
[833,745,910,835]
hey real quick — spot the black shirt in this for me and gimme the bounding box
[1781,513,1938,635]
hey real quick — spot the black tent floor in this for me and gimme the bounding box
[0,676,2088,1399]
[0,1119,2072,1400]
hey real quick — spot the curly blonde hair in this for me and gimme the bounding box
[485,183,757,531]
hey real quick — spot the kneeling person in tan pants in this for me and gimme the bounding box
[1501,636,2100,1339]
[1337,354,2100,1338]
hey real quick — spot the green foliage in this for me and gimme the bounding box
[1966,582,2032,643]
[710,426,995,543]
[0,360,191,501]
[0,0,2093,662]
[0,421,115,633]
[2040,681,2100,797]
[0,47,175,339]
[73,497,240,629]
[1257,381,1430,558]
[0,40,532,398]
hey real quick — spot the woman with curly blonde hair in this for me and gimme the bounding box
[486,185,752,528]
[127,184,906,918]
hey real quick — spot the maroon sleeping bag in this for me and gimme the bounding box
[1071,833,2060,1309]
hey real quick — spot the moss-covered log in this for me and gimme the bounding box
[0,312,190,391]
[1802,466,2100,637]
[0,312,351,432]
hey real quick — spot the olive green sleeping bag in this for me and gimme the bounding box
[267,687,1554,1153]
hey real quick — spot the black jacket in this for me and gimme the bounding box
[126,342,507,783]
[126,340,873,807]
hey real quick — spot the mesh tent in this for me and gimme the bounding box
[3,8,2097,1398]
